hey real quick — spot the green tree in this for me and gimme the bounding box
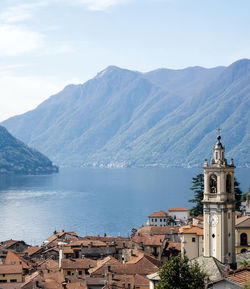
[156,253,207,289]
[234,178,243,211]
[188,174,204,217]
[189,173,243,215]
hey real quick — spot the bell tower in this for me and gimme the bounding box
[203,133,236,268]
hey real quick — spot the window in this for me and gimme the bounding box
[10,261,15,264]
[164,219,166,222]
[228,212,230,219]
[0,280,7,283]
[215,152,218,159]
[67,271,71,276]
[155,219,157,222]
[209,174,217,193]
[192,237,196,242]
[160,219,162,222]
[226,174,232,193]
[240,233,248,246]
[10,279,17,283]
[151,219,154,222]
[78,271,82,275]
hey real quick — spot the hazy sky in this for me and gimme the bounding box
[0,0,250,121]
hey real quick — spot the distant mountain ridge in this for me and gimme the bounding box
[2,59,250,168]
[0,126,58,174]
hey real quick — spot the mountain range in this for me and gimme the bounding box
[0,125,58,174]
[2,59,250,168]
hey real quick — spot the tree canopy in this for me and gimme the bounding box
[188,174,204,217]
[156,253,207,289]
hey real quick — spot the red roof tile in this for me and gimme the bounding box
[149,211,169,218]
[169,208,190,211]
[0,264,22,274]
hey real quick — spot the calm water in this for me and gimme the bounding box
[0,168,249,245]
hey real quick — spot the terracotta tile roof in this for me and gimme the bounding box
[126,254,161,268]
[169,208,190,211]
[85,277,106,285]
[89,256,120,275]
[179,225,203,236]
[109,259,159,276]
[69,240,107,247]
[66,282,87,289]
[1,240,19,248]
[166,241,181,251]
[83,236,129,242]
[132,235,166,246]
[46,231,78,242]
[225,265,250,286]
[4,250,33,270]
[61,258,96,269]
[62,246,74,254]
[0,283,24,289]
[82,236,132,249]
[23,246,42,256]
[235,216,250,227]
[24,271,40,284]
[134,273,150,287]
[149,211,169,218]
[37,259,59,272]
[0,264,22,274]
[136,226,179,236]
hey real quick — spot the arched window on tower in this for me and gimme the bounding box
[209,174,217,194]
[240,233,248,246]
[226,174,232,193]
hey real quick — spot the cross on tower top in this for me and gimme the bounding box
[216,127,222,136]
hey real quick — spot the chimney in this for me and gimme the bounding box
[59,247,63,269]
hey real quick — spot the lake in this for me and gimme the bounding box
[0,167,249,245]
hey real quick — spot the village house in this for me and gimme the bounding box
[0,264,23,283]
[62,240,116,260]
[235,215,250,254]
[132,235,166,261]
[0,240,29,253]
[179,225,203,259]
[148,211,169,226]
[82,236,133,262]
[168,208,190,223]
[4,251,34,275]
[60,258,96,278]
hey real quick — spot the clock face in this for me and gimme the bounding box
[207,213,218,227]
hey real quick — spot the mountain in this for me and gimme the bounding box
[2,59,250,168]
[0,125,58,174]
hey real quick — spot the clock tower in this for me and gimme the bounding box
[203,134,236,268]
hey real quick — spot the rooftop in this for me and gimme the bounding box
[169,208,190,212]
[149,211,169,218]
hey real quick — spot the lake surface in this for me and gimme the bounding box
[0,168,249,245]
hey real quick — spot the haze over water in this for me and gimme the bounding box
[0,168,249,245]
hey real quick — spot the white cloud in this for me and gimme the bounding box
[0,25,44,56]
[59,0,128,11]
[0,1,48,24]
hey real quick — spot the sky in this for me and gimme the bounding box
[0,0,250,121]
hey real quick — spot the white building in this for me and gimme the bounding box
[168,208,190,223]
[148,211,169,226]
